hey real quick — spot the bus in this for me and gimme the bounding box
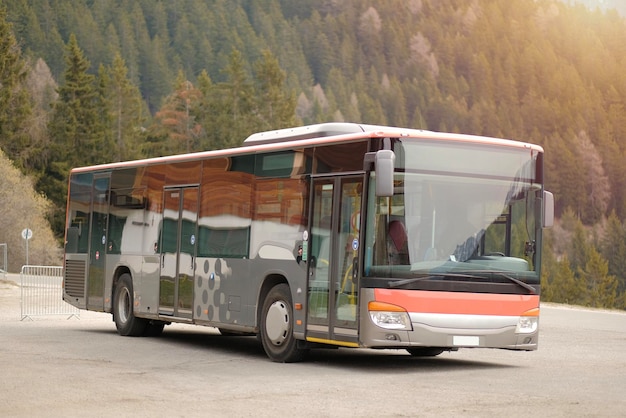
[62,123,554,362]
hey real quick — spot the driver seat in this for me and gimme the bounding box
[388,220,409,265]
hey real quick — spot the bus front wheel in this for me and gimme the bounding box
[260,284,307,363]
[113,273,148,336]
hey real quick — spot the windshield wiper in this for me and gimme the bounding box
[388,271,537,295]
[478,271,537,295]
[388,272,477,289]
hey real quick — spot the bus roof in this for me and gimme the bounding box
[242,122,397,145]
[69,123,544,173]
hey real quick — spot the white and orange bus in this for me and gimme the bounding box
[63,123,554,362]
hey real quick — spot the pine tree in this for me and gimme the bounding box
[542,255,585,305]
[43,33,103,236]
[600,211,626,295]
[0,7,32,169]
[105,53,146,161]
[579,247,619,308]
[253,49,297,130]
[193,69,215,152]
[569,219,591,273]
[95,64,115,164]
[140,34,173,113]
[48,34,103,166]
[224,49,256,130]
[206,49,256,149]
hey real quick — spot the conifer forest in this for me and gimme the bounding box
[1,0,626,309]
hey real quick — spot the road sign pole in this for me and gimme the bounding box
[21,228,33,266]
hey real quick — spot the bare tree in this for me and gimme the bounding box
[577,130,610,222]
[0,149,61,271]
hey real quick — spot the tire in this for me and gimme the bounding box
[113,273,148,336]
[259,284,307,363]
[406,347,445,357]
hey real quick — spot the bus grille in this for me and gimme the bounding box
[64,259,86,298]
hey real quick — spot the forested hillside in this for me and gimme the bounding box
[1,0,625,308]
[569,0,626,15]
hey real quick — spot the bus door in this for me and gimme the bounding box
[306,176,363,345]
[87,174,110,311]
[159,186,198,318]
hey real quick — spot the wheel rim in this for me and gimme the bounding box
[265,300,290,346]
[117,287,131,324]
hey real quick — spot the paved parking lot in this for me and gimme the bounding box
[2,275,625,417]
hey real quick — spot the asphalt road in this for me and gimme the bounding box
[1,275,625,417]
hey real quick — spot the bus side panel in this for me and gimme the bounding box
[128,165,165,318]
[192,255,306,331]
[193,162,254,327]
[130,203,162,319]
[191,219,306,329]
[193,256,251,326]
[133,208,162,318]
[103,254,145,314]
[249,257,308,336]
[248,221,308,333]
[126,203,161,319]
[102,167,159,317]
[191,157,309,331]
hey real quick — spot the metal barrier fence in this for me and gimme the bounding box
[0,243,7,279]
[20,265,80,320]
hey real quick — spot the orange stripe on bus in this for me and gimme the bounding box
[373,289,539,316]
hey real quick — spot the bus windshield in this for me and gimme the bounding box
[364,138,542,281]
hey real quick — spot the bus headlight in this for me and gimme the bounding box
[368,301,412,331]
[515,308,539,334]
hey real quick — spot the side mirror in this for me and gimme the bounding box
[543,190,554,228]
[375,150,395,197]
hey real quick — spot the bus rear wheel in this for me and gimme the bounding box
[260,284,307,363]
[113,273,148,336]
